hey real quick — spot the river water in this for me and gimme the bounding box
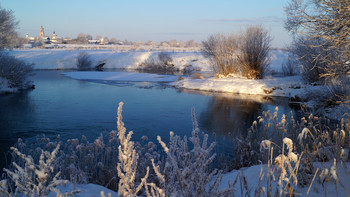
[0,70,298,170]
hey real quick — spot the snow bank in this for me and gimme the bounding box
[54,183,117,197]
[9,49,288,73]
[173,75,320,98]
[55,162,350,197]
[64,71,178,82]
[10,49,210,71]
[219,162,350,197]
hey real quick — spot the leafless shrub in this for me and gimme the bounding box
[0,52,33,89]
[138,52,177,73]
[77,52,92,71]
[202,33,239,76]
[202,26,271,79]
[237,26,272,79]
[158,52,172,66]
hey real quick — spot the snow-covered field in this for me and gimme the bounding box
[10,48,287,72]
[10,49,210,71]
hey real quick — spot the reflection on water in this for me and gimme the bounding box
[0,91,37,170]
[200,96,262,138]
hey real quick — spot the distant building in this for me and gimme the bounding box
[50,31,57,43]
[40,25,45,37]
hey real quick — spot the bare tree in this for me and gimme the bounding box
[288,36,337,83]
[285,0,350,80]
[110,37,117,44]
[85,34,93,41]
[185,40,198,48]
[76,33,88,44]
[103,36,109,45]
[0,6,18,49]
[95,35,102,40]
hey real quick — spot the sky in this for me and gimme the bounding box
[1,0,291,48]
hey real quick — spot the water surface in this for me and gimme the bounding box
[0,70,298,170]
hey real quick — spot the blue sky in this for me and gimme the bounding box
[1,0,290,47]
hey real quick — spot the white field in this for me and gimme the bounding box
[9,47,287,72]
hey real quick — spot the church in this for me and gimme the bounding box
[26,25,61,44]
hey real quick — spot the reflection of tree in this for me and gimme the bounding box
[0,91,36,174]
[199,95,262,138]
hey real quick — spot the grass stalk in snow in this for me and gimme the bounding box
[116,102,150,196]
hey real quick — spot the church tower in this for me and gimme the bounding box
[40,25,44,37]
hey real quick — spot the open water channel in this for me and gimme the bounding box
[0,70,299,170]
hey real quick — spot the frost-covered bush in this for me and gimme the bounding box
[138,52,178,73]
[77,52,92,71]
[0,6,18,50]
[115,102,153,196]
[57,133,121,190]
[155,108,234,196]
[1,144,78,197]
[0,52,33,89]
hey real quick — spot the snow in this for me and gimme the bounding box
[219,162,350,197]
[172,75,321,98]
[9,48,288,72]
[63,71,179,82]
[47,162,349,197]
[9,49,210,71]
[53,183,117,197]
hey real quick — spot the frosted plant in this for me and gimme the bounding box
[259,139,277,196]
[0,179,10,197]
[274,137,302,197]
[156,108,234,197]
[134,136,161,186]
[318,159,350,196]
[3,144,78,196]
[56,131,120,191]
[116,102,151,196]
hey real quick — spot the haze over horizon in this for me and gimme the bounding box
[2,0,290,48]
